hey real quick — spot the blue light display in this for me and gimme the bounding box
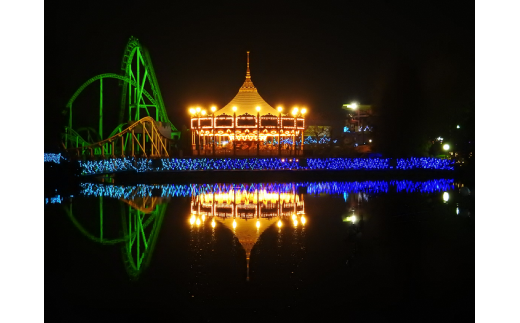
[396,157,454,170]
[74,157,454,175]
[304,135,332,145]
[44,153,65,164]
[306,158,391,170]
[160,158,303,172]
[79,157,153,175]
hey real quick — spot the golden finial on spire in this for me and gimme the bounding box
[246,51,251,79]
[240,51,256,92]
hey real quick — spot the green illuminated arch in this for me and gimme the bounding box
[65,73,157,110]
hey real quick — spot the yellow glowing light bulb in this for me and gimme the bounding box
[189,108,195,114]
[292,108,298,116]
[278,220,283,228]
[211,106,216,112]
[351,215,357,223]
[256,220,260,229]
[196,218,201,226]
[233,219,237,229]
[201,110,207,116]
[292,214,297,221]
[211,219,216,228]
[190,215,195,225]
[256,106,261,112]
[277,106,283,112]
[232,106,237,112]
[196,107,201,113]
[293,219,298,227]
[301,108,307,114]
[201,214,205,222]
[301,216,306,225]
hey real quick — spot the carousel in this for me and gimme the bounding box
[189,52,307,156]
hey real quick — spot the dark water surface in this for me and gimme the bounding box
[46,179,474,322]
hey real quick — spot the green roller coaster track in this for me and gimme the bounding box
[63,36,180,153]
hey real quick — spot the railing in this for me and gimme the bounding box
[66,116,171,160]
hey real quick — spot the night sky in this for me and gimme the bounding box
[45,1,474,149]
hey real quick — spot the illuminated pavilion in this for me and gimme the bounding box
[189,52,307,156]
[189,184,306,280]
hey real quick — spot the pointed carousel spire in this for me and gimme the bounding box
[246,51,251,79]
[240,51,256,92]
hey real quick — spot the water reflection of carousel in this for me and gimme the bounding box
[189,184,307,280]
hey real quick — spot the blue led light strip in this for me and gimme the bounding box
[74,157,454,175]
[44,153,66,164]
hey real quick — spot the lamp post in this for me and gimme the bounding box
[300,108,307,155]
[256,106,261,156]
[189,108,196,155]
[196,107,201,155]
[345,102,360,145]
[189,107,207,156]
[292,107,298,156]
[290,107,307,156]
[277,106,283,156]
[211,106,216,156]
[443,143,450,159]
[201,109,207,155]
[233,106,237,157]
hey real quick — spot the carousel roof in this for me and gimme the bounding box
[215,52,279,116]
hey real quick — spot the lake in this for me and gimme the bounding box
[45,179,474,322]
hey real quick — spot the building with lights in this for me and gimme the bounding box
[189,52,307,156]
[342,103,374,147]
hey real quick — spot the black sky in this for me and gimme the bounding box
[45,1,474,145]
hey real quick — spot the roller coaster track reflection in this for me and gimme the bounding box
[64,193,168,279]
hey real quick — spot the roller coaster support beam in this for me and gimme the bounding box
[100,78,103,140]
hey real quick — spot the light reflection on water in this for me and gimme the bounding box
[53,178,460,282]
[75,178,456,200]
[46,177,476,320]
[45,179,456,204]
